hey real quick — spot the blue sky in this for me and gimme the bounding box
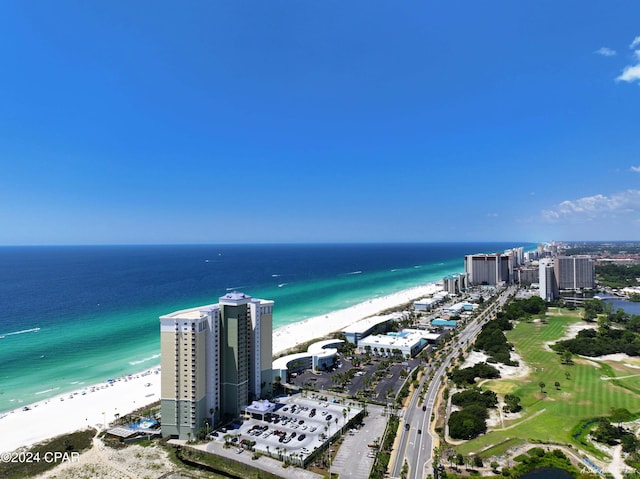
[1,1,640,245]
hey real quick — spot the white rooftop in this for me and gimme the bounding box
[359,328,429,349]
[342,313,399,334]
[160,304,217,321]
[245,400,276,414]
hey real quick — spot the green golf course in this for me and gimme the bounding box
[455,308,640,459]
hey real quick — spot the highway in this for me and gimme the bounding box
[389,286,516,479]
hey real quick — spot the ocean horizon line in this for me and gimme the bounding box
[0,242,528,413]
[0,240,537,248]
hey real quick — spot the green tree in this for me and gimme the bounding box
[274,375,282,395]
[610,407,633,427]
[592,419,619,445]
[538,382,545,394]
[503,394,522,413]
[621,433,639,453]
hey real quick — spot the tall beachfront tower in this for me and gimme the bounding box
[539,258,558,301]
[160,292,273,440]
[554,255,595,290]
[464,253,512,286]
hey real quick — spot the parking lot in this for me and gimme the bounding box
[290,353,424,402]
[209,395,363,465]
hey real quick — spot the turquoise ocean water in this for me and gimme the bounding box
[0,243,528,413]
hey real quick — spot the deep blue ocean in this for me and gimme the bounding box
[0,242,527,412]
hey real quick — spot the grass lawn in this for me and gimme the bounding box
[455,310,640,459]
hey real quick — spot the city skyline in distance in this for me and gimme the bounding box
[1,2,639,245]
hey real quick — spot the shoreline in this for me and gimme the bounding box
[0,367,161,454]
[272,281,442,355]
[0,280,442,454]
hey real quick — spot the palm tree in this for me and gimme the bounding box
[274,375,282,394]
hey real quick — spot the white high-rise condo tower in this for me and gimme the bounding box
[159,292,273,440]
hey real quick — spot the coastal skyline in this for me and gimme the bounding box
[1,2,640,245]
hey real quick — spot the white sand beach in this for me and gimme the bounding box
[0,368,161,454]
[0,281,441,454]
[272,282,442,355]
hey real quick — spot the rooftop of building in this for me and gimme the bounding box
[359,328,432,348]
[414,297,438,304]
[431,318,458,326]
[272,339,344,370]
[160,304,218,321]
[342,312,400,334]
[160,293,273,321]
[219,291,253,305]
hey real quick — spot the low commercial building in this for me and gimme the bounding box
[358,328,433,358]
[433,291,450,302]
[342,312,405,345]
[272,339,344,381]
[443,302,475,316]
[431,318,458,329]
[242,399,277,421]
[414,297,438,311]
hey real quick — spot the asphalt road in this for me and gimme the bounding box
[389,286,516,479]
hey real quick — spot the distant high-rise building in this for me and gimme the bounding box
[160,292,273,440]
[517,267,539,286]
[464,253,512,286]
[524,251,539,262]
[505,247,525,268]
[443,273,467,294]
[554,256,595,290]
[539,258,558,301]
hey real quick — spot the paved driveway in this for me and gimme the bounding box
[330,404,387,479]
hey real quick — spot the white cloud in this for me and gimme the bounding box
[595,47,617,57]
[542,190,640,222]
[617,63,640,83]
[617,36,640,84]
[631,166,640,173]
[486,213,498,217]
